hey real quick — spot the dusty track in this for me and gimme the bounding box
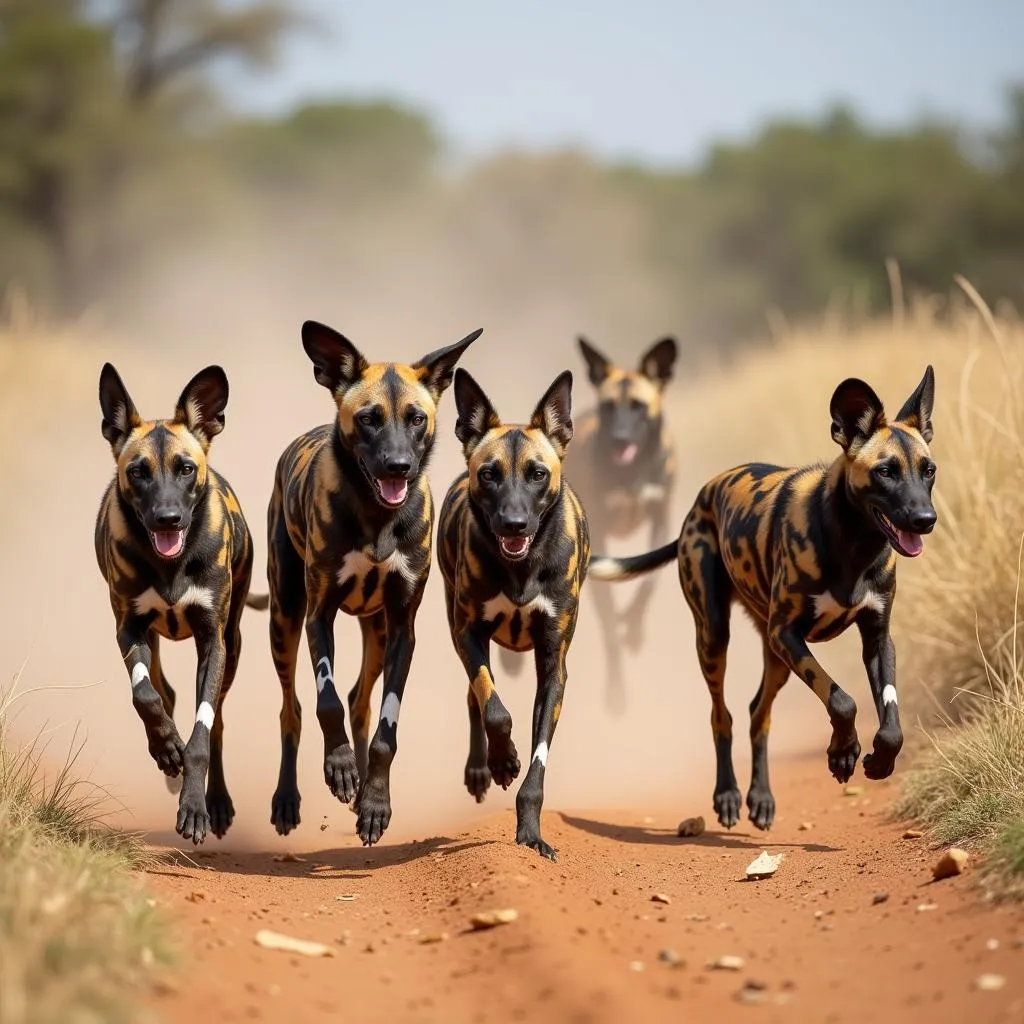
[142,754,1024,1024]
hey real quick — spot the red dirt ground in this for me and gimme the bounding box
[140,753,1024,1024]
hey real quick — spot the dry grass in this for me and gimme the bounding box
[0,679,172,1024]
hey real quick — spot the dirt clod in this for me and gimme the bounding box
[658,948,683,967]
[469,908,518,930]
[710,955,745,971]
[872,892,890,905]
[903,829,924,839]
[677,816,705,838]
[651,893,671,905]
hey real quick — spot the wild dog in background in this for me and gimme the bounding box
[677,367,937,832]
[438,367,677,860]
[497,334,679,713]
[266,320,481,847]
[95,364,266,845]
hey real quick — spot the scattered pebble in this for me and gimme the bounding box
[651,893,672,905]
[629,960,645,973]
[872,892,890,906]
[658,948,683,967]
[746,851,784,880]
[710,955,745,971]
[798,822,814,831]
[185,891,207,903]
[254,929,333,957]
[336,894,359,902]
[677,816,706,838]
[735,979,769,1004]
[903,829,924,839]
[986,939,1000,952]
[419,932,449,945]
[272,852,305,864]
[933,848,969,881]
[917,903,938,913]
[976,974,1006,992]
[320,824,328,832]
[843,785,864,797]
[469,908,518,930]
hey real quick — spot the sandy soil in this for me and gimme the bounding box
[140,754,1024,1024]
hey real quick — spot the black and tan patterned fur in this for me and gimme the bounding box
[265,320,480,847]
[94,364,266,845]
[676,367,937,831]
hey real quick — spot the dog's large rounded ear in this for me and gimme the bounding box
[174,365,229,450]
[530,369,573,458]
[454,368,500,453]
[414,328,483,403]
[301,320,368,394]
[577,336,612,387]
[829,377,886,453]
[99,363,141,457]
[638,336,677,387]
[894,365,935,443]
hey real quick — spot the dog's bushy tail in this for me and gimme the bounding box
[245,592,270,611]
[588,541,678,582]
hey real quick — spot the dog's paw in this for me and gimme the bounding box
[827,734,861,784]
[862,727,902,780]
[148,732,184,778]
[176,788,210,846]
[324,744,359,804]
[487,738,521,790]
[465,762,491,803]
[206,786,235,838]
[713,786,742,829]
[746,787,776,831]
[516,829,558,861]
[355,777,392,847]
[270,785,301,836]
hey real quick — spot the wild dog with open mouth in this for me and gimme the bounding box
[498,335,679,711]
[266,320,481,847]
[94,364,267,844]
[438,367,676,860]
[676,367,937,831]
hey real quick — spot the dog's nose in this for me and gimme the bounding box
[155,509,183,528]
[384,456,412,478]
[502,515,529,536]
[909,509,937,533]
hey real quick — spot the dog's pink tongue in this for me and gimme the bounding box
[378,478,409,504]
[898,530,924,557]
[502,536,528,555]
[153,530,184,558]
[614,444,638,466]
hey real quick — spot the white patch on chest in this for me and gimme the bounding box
[483,591,557,623]
[337,548,417,589]
[133,585,215,617]
[315,656,333,695]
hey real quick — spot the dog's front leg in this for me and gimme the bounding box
[457,619,520,791]
[857,614,904,780]
[175,621,227,845]
[306,594,359,806]
[116,617,184,778]
[354,593,421,847]
[768,621,861,784]
[515,631,566,861]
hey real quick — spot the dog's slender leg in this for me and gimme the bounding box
[176,620,228,845]
[355,593,422,847]
[146,631,184,795]
[769,620,860,784]
[348,611,386,782]
[456,622,520,790]
[116,618,184,779]
[678,512,740,828]
[514,637,566,861]
[464,684,490,801]
[269,506,307,835]
[746,631,790,830]
[857,615,903,780]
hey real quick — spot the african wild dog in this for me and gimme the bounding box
[266,319,481,847]
[677,367,937,831]
[95,364,266,845]
[438,367,676,860]
[498,335,679,712]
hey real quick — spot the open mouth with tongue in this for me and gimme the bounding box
[373,477,409,508]
[150,529,187,559]
[872,509,925,558]
[497,534,533,561]
[611,441,638,467]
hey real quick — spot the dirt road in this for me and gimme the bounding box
[141,753,1024,1024]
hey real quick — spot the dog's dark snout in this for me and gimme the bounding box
[154,508,183,528]
[384,456,413,478]
[909,509,937,533]
[501,515,529,536]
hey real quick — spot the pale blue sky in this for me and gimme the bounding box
[223,0,1024,166]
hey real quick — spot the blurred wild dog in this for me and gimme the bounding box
[677,367,937,831]
[438,368,676,860]
[497,334,679,713]
[265,320,480,847]
[94,364,267,845]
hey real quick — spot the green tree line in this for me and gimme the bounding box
[1,0,1022,349]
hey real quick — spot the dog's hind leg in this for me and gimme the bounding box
[746,629,790,830]
[348,611,386,783]
[678,503,739,828]
[268,504,308,836]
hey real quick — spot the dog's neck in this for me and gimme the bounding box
[824,457,890,576]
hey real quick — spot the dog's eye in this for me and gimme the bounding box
[359,413,375,428]
[875,465,891,478]
[922,463,936,479]
[410,413,426,428]
[128,465,146,481]
[180,464,196,477]
[531,468,548,483]
[479,468,495,483]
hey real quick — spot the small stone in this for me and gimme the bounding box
[933,848,969,881]
[185,891,207,903]
[798,822,814,831]
[272,852,305,863]
[917,903,938,913]
[746,851,784,879]
[843,785,864,796]
[903,829,924,839]
[336,894,359,902]
[976,974,1006,991]
[629,960,645,973]
[710,955,745,971]
[872,892,890,906]
[677,816,706,838]
[469,908,518,930]
[320,824,328,832]
[986,939,999,952]
[658,948,683,967]
[651,893,672,905]
[419,932,449,944]
[254,929,333,957]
